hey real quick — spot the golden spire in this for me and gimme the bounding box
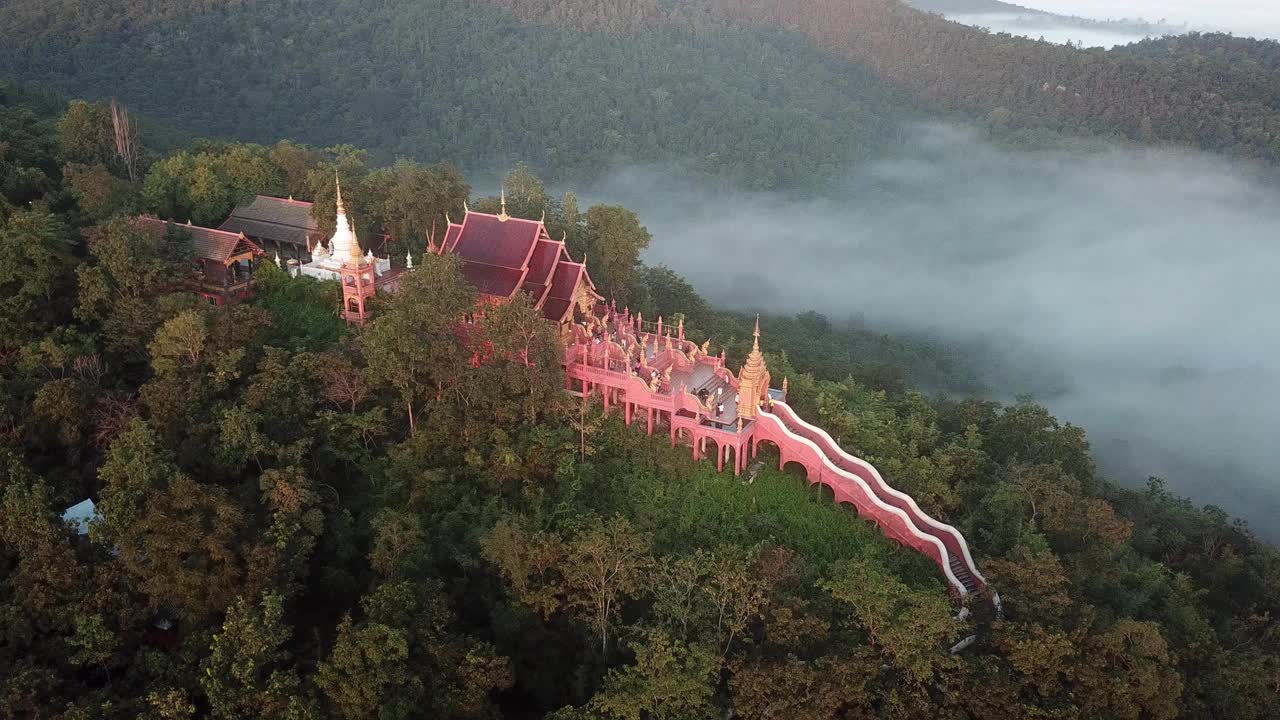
[335,173,345,214]
[497,187,510,222]
[350,225,364,264]
[737,316,770,420]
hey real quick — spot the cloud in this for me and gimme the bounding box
[586,124,1280,539]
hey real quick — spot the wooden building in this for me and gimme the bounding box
[132,217,265,305]
[218,195,319,261]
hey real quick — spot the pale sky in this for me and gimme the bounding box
[1013,0,1280,40]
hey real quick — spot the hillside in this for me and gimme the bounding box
[4,0,1280,192]
[0,0,916,190]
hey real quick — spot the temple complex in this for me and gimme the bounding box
[133,183,989,601]
[427,191,989,601]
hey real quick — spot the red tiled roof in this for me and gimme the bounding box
[540,298,574,323]
[132,216,264,263]
[452,213,541,269]
[545,257,586,301]
[442,223,463,253]
[460,263,526,298]
[520,239,562,299]
[441,209,598,317]
[219,195,317,247]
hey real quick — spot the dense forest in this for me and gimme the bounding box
[3,78,1280,719]
[0,0,917,190]
[2,0,1279,192]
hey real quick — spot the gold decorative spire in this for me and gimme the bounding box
[497,187,510,222]
[350,224,364,264]
[335,173,345,214]
[737,317,770,420]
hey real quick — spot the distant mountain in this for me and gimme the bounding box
[2,0,1279,186]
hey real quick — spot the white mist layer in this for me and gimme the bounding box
[947,13,1164,48]
[586,124,1280,540]
[1012,0,1280,41]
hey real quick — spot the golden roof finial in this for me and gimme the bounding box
[463,200,470,214]
[335,172,345,214]
[445,211,452,225]
[497,187,510,222]
[540,208,546,224]
[753,314,761,353]
[350,225,364,263]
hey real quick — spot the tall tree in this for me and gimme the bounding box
[362,253,474,436]
[582,205,650,304]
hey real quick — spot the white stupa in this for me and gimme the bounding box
[299,175,391,282]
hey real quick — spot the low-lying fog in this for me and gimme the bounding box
[946,13,1171,48]
[1015,0,1280,41]
[588,124,1280,540]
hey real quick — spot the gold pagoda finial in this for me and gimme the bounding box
[497,187,510,222]
[350,225,364,263]
[335,173,345,214]
[752,314,761,353]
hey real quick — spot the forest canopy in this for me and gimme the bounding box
[1,77,1278,720]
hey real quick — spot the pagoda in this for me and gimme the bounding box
[299,176,404,321]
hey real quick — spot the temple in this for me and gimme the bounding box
[428,192,990,601]
[435,191,601,328]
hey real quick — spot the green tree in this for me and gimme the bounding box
[582,205,650,303]
[820,558,960,685]
[0,208,73,347]
[585,630,718,720]
[362,253,474,435]
[201,592,316,720]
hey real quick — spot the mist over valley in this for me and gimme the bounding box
[589,125,1280,537]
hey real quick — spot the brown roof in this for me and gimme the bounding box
[218,195,317,247]
[132,216,264,263]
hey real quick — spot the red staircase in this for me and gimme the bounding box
[755,401,986,598]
